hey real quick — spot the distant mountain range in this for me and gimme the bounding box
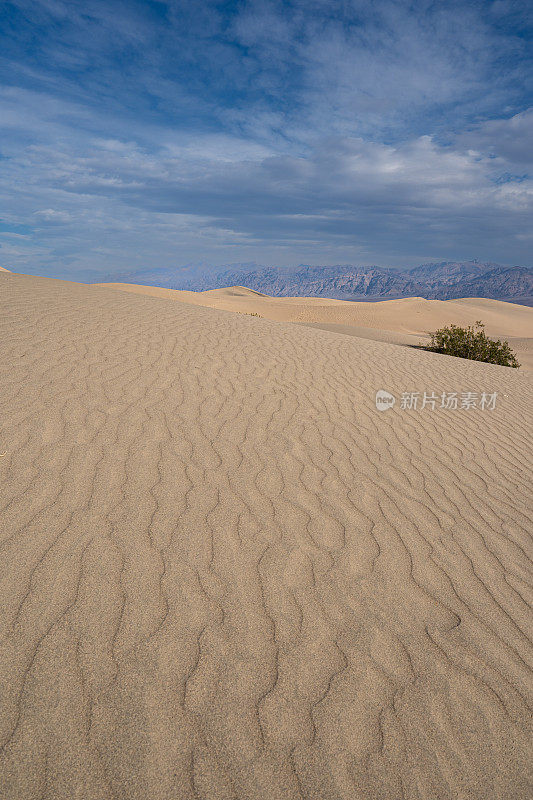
[105,261,533,304]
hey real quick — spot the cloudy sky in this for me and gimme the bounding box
[0,0,531,280]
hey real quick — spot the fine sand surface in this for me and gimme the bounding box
[97,283,533,371]
[1,271,532,800]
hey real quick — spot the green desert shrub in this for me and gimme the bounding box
[426,321,520,368]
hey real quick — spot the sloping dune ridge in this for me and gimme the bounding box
[1,271,532,800]
[97,282,533,371]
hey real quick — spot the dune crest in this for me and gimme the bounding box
[1,272,532,800]
[97,281,533,370]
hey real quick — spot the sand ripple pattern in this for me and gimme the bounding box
[0,274,532,799]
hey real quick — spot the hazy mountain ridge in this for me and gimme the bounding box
[407,260,499,285]
[422,266,533,300]
[105,261,533,303]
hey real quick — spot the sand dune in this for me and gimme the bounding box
[97,282,533,371]
[1,272,532,799]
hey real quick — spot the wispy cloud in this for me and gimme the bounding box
[0,0,531,278]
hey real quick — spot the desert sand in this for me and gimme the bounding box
[97,283,533,371]
[1,270,532,799]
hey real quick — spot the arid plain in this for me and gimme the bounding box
[1,270,532,799]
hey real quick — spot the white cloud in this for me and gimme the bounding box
[1,0,531,276]
[34,208,72,221]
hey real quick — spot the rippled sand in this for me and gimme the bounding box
[97,282,533,371]
[1,272,532,799]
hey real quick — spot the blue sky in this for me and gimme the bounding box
[0,0,531,280]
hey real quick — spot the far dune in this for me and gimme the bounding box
[96,282,533,370]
